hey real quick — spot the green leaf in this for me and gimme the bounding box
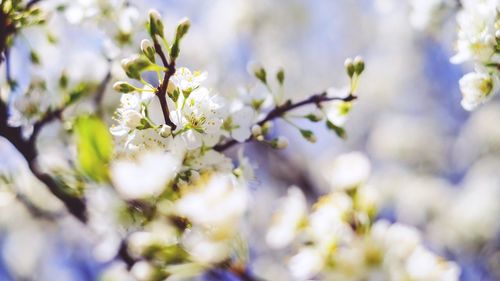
[74,116,113,182]
[326,120,346,139]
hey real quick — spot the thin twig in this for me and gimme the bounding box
[152,38,177,129]
[93,69,112,116]
[214,93,357,151]
[26,0,43,9]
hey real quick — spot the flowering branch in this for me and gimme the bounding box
[214,92,357,151]
[153,39,177,130]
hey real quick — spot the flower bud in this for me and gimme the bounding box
[251,124,262,137]
[170,18,191,59]
[141,39,156,62]
[121,55,151,80]
[262,121,273,135]
[113,81,136,93]
[353,56,365,75]
[159,124,172,137]
[148,10,164,38]
[131,261,157,281]
[272,136,289,149]
[276,68,285,85]
[344,58,355,78]
[305,109,324,122]
[175,18,191,40]
[127,231,154,258]
[122,109,143,128]
[300,129,317,143]
[253,65,267,84]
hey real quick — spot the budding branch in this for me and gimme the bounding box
[214,92,357,151]
[153,37,177,130]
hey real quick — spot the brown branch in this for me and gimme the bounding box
[93,69,112,116]
[16,192,65,220]
[26,0,43,9]
[0,101,87,222]
[214,93,357,151]
[152,38,177,129]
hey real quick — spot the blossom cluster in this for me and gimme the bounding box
[451,0,500,110]
[101,9,366,280]
[0,1,475,280]
[266,152,459,280]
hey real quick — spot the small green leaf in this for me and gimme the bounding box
[326,120,346,139]
[74,115,113,182]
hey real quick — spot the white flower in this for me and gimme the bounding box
[459,71,498,110]
[266,187,307,249]
[185,149,233,173]
[384,223,422,260]
[324,86,352,126]
[409,0,453,31]
[405,246,460,281]
[181,227,232,264]
[127,221,178,258]
[322,152,371,191]
[120,128,178,155]
[110,151,182,200]
[8,88,52,138]
[100,262,135,281]
[110,92,154,137]
[175,174,247,264]
[170,67,207,93]
[175,173,247,235]
[238,84,274,112]
[451,1,498,64]
[222,104,255,142]
[288,247,324,280]
[171,87,225,149]
[308,193,354,251]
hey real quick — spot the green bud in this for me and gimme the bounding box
[353,56,365,75]
[148,10,165,39]
[121,55,151,80]
[141,39,156,62]
[159,124,172,138]
[30,50,40,65]
[251,124,262,137]
[113,81,136,93]
[344,58,354,78]
[304,112,323,122]
[326,120,346,139]
[276,68,285,85]
[175,18,191,40]
[254,67,267,84]
[170,18,191,60]
[261,121,273,135]
[271,136,288,149]
[300,129,317,143]
[59,71,68,89]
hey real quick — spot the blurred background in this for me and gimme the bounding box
[1,0,499,280]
